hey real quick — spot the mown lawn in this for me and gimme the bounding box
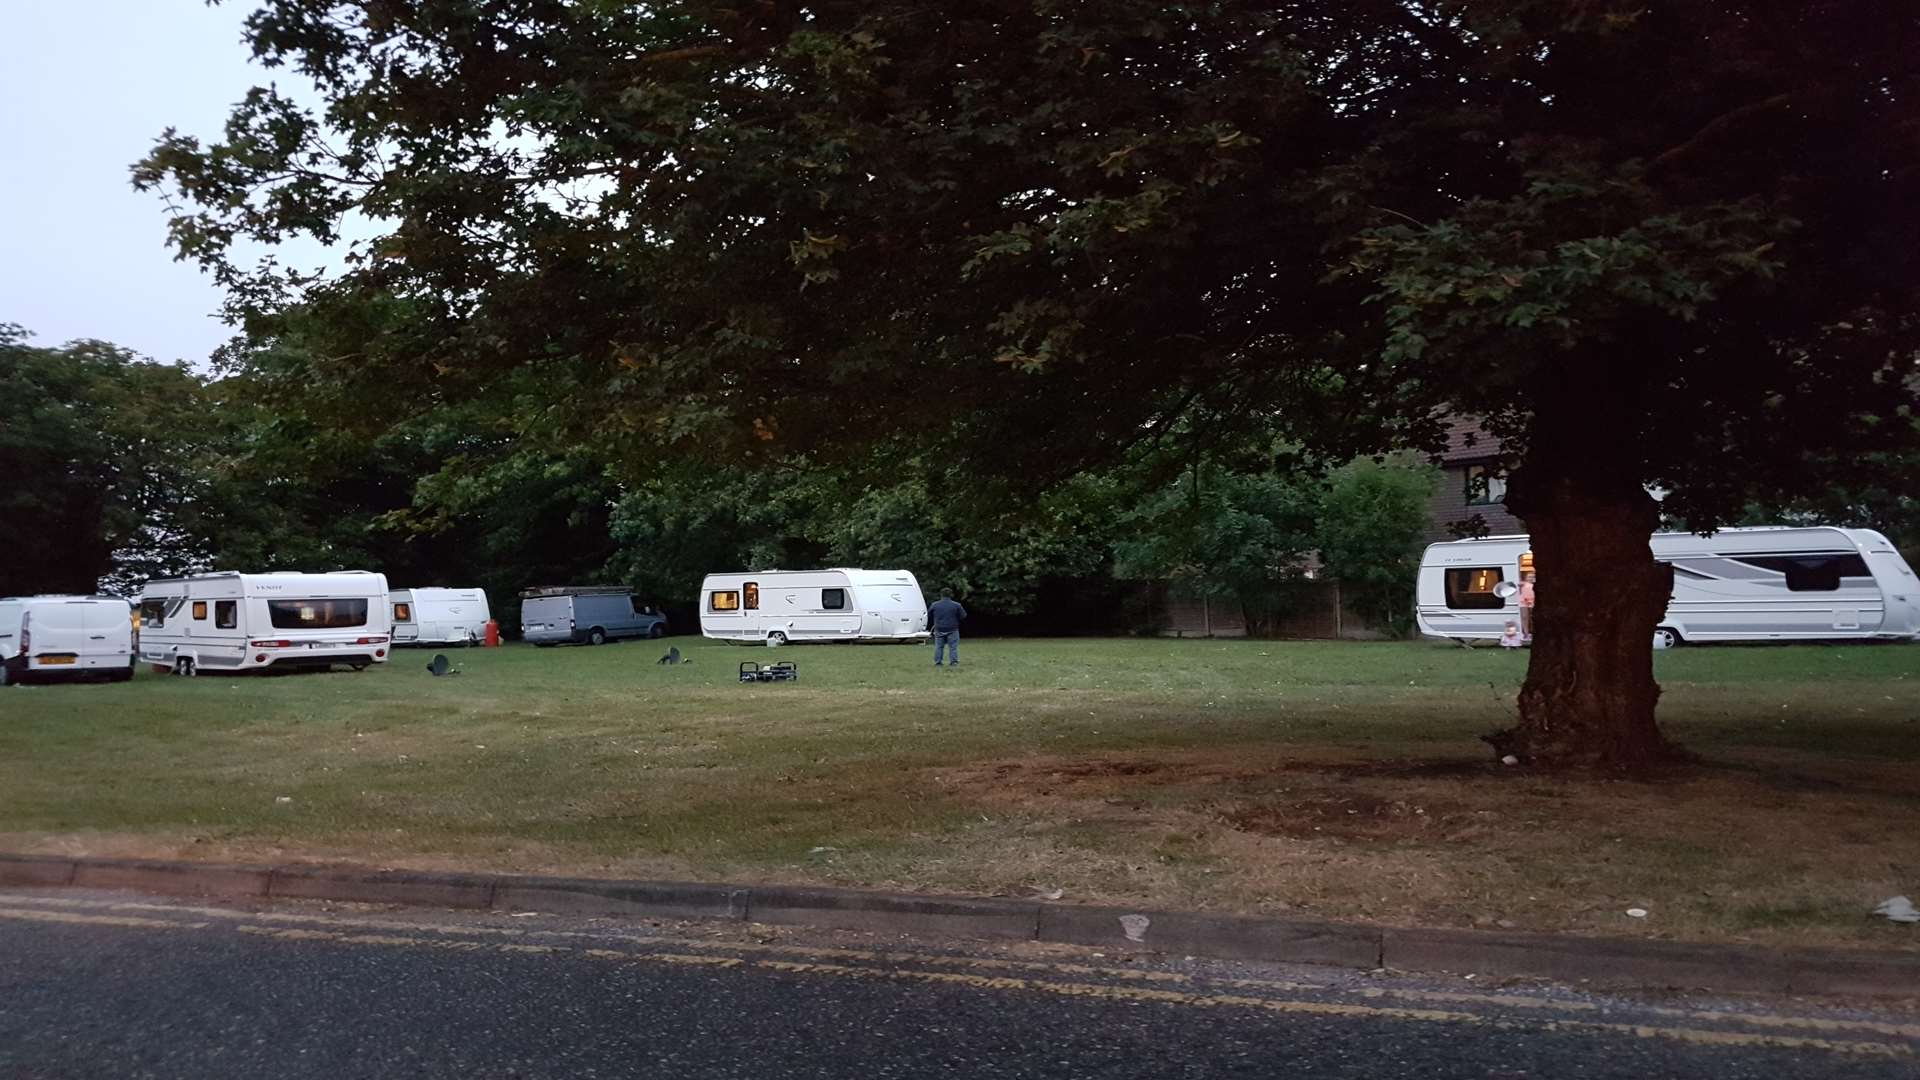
[2,636,1916,950]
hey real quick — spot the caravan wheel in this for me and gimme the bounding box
[767,631,787,647]
[1652,627,1682,650]
[173,657,197,677]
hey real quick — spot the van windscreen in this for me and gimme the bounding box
[268,599,369,629]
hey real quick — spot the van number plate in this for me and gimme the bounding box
[37,655,77,665]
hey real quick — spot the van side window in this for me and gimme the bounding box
[215,601,237,629]
[140,599,168,629]
[1444,567,1505,609]
[192,601,208,621]
[822,588,847,610]
[710,591,740,612]
[744,583,759,610]
[393,603,413,622]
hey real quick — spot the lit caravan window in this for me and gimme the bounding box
[393,603,413,622]
[140,599,169,629]
[710,591,740,612]
[744,583,760,610]
[215,601,237,629]
[822,588,847,610]
[267,599,368,629]
[192,601,208,620]
[1445,567,1506,609]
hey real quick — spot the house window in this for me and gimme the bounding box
[822,588,847,611]
[215,601,238,629]
[192,601,208,621]
[710,590,740,612]
[744,582,760,610]
[1445,567,1506,609]
[1464,463,1507,507]
[393,603,413,623]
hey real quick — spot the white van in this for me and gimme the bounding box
[137,571,393,675]
[390,588,491,646]
[0,595,135,685]
[1416,526,1920,647]
[699,569,928,645]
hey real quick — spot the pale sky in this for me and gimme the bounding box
[1,0,337,366]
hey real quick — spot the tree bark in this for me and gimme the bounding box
[1491,365,1686,772]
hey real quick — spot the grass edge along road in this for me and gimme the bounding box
[2,637,1916,952]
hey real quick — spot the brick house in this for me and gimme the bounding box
[1426,416,1522,542]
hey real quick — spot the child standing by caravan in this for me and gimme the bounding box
[1517,572,1536,642]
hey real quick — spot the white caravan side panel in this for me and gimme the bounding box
[393,587,489,645]
[1416,528,1920,644]
[140,572,392,672]
[701,569,929,643]
[843,569,929,641]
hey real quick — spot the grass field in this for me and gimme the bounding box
[3,636,1916,950]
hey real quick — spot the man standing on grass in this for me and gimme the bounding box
[929,589,967,668]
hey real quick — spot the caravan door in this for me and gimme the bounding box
[767,580,862,641]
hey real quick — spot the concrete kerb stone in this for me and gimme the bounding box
[267,865,496,909]
[747,885,1041,940]
[0,854,78,887]
[9,854,1918,998]
[70,858,272,899]
[492,875,748,921]
[1038,904,1384,969]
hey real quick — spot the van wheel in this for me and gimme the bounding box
[1652,627,1682,650]
[174,657,196,677]
[588,628,607,646]
[767,631,787,647]
[350,661,370,671]
[109,661,134,683]
[649,624,666,639]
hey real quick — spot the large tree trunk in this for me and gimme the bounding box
[1490,367,1686,772]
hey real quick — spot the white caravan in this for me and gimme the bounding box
[699,569,929,645]
[1417,526,1920,648]
[390,587,491,646]
[0,595,135,685]
[138,571,393,675]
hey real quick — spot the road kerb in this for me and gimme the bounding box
[71,858,271,899]
[493,876,748,921]
[0,854,77,887]
[10,853,1917,998]
[267,866,495,909]
[747,885,1040,940]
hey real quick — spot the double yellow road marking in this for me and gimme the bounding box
[3,894,1913,1059]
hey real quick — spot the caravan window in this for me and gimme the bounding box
[393,602,413,622]
[267,599,368,629]
[215,600,237,629]
[1738,554,1871,592]
[709,590,740,612]
[822,588,847,610]
[140,598,171,629]
[744,583,760,610]
[1445,567,1506,609]
[192,601,208,621]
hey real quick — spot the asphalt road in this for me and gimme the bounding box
[1,891,1915,1079]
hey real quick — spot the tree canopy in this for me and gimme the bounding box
[136,1,1920,768]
